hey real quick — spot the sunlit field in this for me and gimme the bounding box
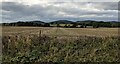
[2,26,120,63]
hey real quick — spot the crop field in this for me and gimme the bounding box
[2,26,119,37]
[1,26,120,63]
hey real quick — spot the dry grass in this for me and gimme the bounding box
[2,26,119,37]
[2,26,51,36]
[63,28,119,37]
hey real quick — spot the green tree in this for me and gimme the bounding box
[57,24,60,27]
[44,23,50,27]
[71,23,78,28]
[64,24,68,28]
[93,22,99,28]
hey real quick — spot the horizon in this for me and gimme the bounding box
[1,19,119,23]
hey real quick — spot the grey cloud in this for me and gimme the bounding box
[52,2,118,16]
[1,2,118,23]
[92,2,118,10]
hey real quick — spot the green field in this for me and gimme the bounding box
[2,27,120,63]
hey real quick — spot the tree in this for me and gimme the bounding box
[57,24,60,27]
[84,24,87,28]
[44,23,50,27]
[71,23,78,28]
[80,23,85,28]
[68,25,71,28]
[80,25,84,28]
[93,22,99,28]
[64,24,68,28]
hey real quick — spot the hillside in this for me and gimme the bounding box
[29,21,45,25]
[49,20,74,24]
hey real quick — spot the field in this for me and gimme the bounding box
[1,26,120,63]
[2,26,119,37]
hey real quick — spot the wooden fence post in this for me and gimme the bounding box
[39,30,42,37]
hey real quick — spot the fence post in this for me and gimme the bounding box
[39,30,42,37]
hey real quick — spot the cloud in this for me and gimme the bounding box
[1,0,119,2]
[1,2,118,23]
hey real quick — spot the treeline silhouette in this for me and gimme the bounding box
[2,20,120,28]
[2,22,50,27]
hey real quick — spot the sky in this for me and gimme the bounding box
[0,0,119,23]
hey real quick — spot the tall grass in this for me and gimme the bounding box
[2,34,120,63]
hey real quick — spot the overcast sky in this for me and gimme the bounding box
[1,0,119,23]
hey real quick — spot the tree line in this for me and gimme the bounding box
[2,21,120,28]
[2,22,50,27]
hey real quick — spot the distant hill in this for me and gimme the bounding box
[2,21,45,26]
[2,20,120,27]
[77,20,97,22]
[29,21,45,25]
[77,20,98,24]
[49,20,74,24]
[77,20,119,23]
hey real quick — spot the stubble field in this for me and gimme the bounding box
[2,26,119,37]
